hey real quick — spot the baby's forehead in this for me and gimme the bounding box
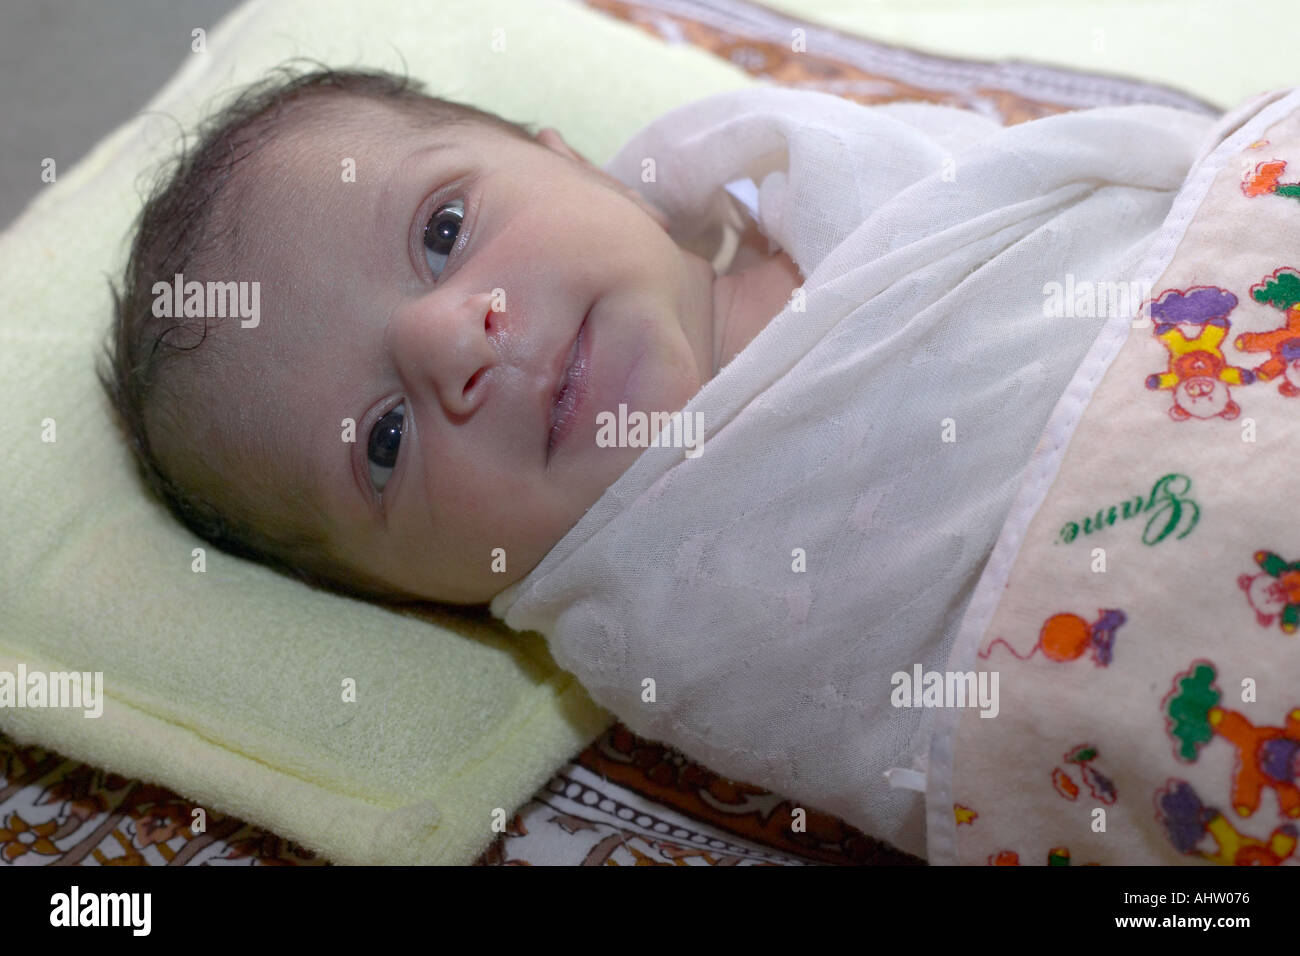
[221,98,534,293]
[271,93,504,159]
[236,101,488,220]
[213,109,448,323]
[255,98,428,170]
[233,115,414,225]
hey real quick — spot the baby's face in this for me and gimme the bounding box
[216,100,719,602]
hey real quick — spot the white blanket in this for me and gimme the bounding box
[489,87,1216,857]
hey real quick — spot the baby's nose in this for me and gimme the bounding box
[389,290,501,416]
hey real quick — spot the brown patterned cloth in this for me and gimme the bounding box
[475,724,927,865]
[0,735,323,866]
[1,0,1220,867]
[0,725,914,866]
[581,0,1220,124]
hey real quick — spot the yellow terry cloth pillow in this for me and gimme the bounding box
[0,0,753,864]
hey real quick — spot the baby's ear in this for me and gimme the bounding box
[537,127,671,232]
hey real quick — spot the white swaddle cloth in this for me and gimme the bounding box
[490,87,1215,858]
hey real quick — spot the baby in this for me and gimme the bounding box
[102,62,1220,858]
[99,65,802,607]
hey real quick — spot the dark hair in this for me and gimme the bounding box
[96,62,538,606]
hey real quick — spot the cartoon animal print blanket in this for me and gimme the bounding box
[926,87,1300,866]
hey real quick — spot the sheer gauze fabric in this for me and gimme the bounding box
[490,88,1215,857]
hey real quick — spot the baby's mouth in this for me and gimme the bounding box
[547,310,592,458]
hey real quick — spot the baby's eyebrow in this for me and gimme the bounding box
[372,142,458,257]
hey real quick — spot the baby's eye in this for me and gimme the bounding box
[423,198,465,280]
[367,402,405,495]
